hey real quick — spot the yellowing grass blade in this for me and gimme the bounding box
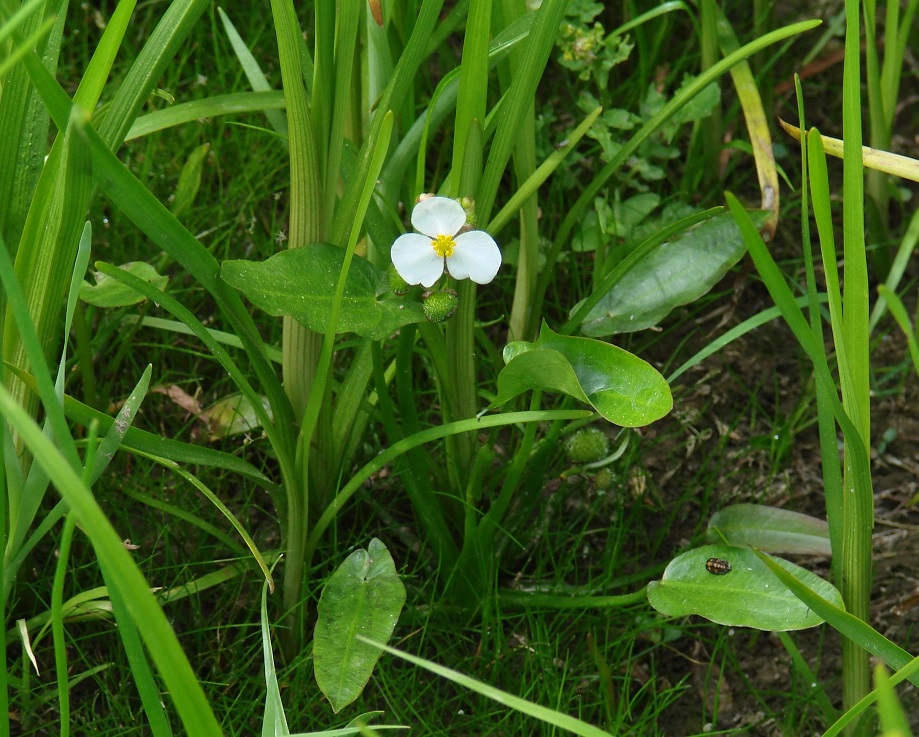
[780,118,919,183]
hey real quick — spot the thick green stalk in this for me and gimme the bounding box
[497,0,538,343]
[0,0,64,248]
[445,0,490,478]
[840,0,872,723]
[268,0,323,642]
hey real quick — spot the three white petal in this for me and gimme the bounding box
[391,197,502,288]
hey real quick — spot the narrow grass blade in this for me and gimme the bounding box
[667,294,827,382]
[869,209,919,331]
[134,453,275,592]
[260,559,288,737]
[874,665,913,737]
[303,409,591,568]
[93,263,277,445]
[0,386,223,735]
[100,559,175,737]
[724,193,873,552]
[121,315,283,364]
[774,631,839,725]
[384,12,534,202]
[714,7,779,236]
[217,8,287,135]
[778,119,919,183]
[125,91,286,140]
[4,103,91,426]
[51,514,76,736]
[478,0,569,222]
[754,550,919,687]
[120,486,245,555]
[876,286,919,382]
[0,10,55,79]
[96,0,208,149]
[487,106,602,237]
[452,0,490,193]
[330,0,445,246]
[359,638,613,737]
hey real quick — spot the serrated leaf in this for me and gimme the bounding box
[313,539,406,713]
[576,211,763,336]
[647,544,843,631]
[707,503,831,555]
[494,321,672,427]
[80,261,168,307]
[221,244,425,339]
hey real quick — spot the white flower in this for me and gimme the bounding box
[391,197,501,288]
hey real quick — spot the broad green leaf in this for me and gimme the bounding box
[647,544,843,631]
[576,211,758,336]
[313,539,406,713]
[171,142,210,218]
[80,261,168,307]
[221,244,425,340]
[494,322,672,427]
[707,503,831,556]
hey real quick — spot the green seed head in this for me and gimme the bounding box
[423,289,459,323]
[564,427,610,464]
[592,467,615,491]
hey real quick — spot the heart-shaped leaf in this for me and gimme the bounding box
[647,544,843,631]
[222,244,425,339]
[494,321,672,427]
[313,539,406,713]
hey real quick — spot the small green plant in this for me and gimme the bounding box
[7,0,912,733]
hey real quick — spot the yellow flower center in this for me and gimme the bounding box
[431,234,456,258]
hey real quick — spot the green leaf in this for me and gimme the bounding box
[217,7,287,136]
[80,261,168,307]
[170,142,210,218]
[221,244,425,340]
[494,322,672,427]
[577,211,759,336]
[646,544,843,631]
[260,560,289,737]
[313,539,406,713]
[125,91,286,141]
[204,392,272,440]
[706,503,832,556]
[358,639,614,737]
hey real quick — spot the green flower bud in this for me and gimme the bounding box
[564,427,610,464]
[387,262,411,295]
[459,196,477,229]
[423,289,459,323]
